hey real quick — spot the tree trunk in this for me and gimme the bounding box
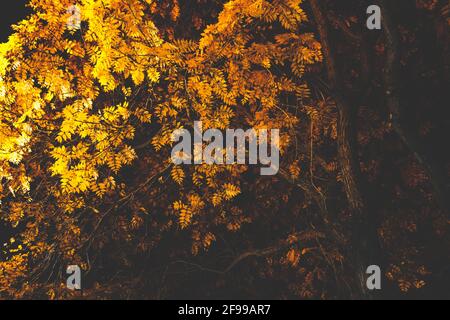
[310,0,374,299]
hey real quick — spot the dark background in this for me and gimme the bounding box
[0,0,31,42]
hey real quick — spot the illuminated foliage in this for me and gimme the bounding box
[0,0,448,299]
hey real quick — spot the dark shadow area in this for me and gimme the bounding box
[0,0,31,42]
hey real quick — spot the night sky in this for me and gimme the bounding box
[0,0,31,42]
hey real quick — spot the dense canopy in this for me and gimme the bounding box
[0,0,448,299]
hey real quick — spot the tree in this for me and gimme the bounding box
[0,0,448,299]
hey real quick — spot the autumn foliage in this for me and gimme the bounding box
[0,0,448,299]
